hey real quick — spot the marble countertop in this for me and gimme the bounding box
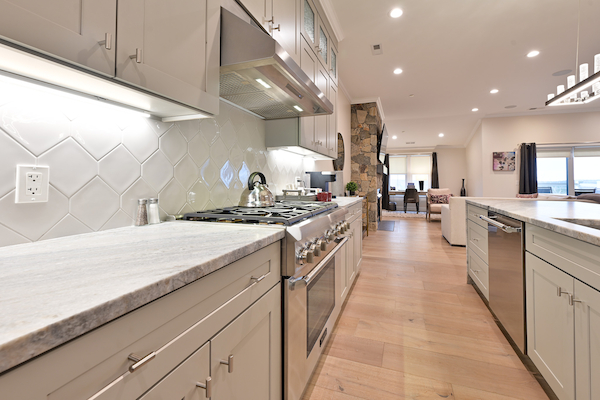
[0,221,285,374]
[466,199,600,246]
[332,196,363,208]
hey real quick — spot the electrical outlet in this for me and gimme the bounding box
[15,165,50,203]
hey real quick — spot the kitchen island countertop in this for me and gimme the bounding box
[467,199,600,246]
[333,196,363,208]
[0,221,285,375]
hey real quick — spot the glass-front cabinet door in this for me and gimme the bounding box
[302,0,317,47]
[317,22,328,67]
[330,45,338,85]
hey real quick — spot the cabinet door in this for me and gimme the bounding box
[299,36,317,150]
[327,81,338,158]
[0,0,116,76]
[316,16,329,69]
[272,0,299,64]
[315,62,329,155]
[116,0,219,114]
[300,0,317,48]
[210,285,281,400]
[336,241,348,305]
[138,342,210,400]
[330,44,338,85]
[526,253,575,400]
[467,249,489,300]
[345,225,355,286]
[575,280,600,400]
[352,218,363,275]
[242,0,272,31]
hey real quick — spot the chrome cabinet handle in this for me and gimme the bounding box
[220,354,234,373]
[250,273,268,285]
[569,294,583,306]
[315,46,322,53]
[127,352,156,372]
[472,238,479,242]
[557,286,571,298]
[196,377,212,398]
[98,33,112,50]
[130,48,142,63]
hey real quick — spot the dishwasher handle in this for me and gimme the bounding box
[479,215,522,234]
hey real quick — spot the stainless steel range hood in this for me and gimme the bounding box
[220,7,333,119]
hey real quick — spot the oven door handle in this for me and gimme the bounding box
[289,236,348,291]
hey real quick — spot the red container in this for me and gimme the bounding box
[317,192,327,201]
[327,192,332,201]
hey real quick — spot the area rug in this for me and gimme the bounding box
[382,210,441,220]
[378,220,395,231]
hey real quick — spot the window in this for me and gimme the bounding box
[388,154,431,191]
[536,146,600,195]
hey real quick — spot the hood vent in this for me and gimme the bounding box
[220,8,333,119]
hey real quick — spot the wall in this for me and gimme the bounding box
[435,148,468,196]
[466,123,483,196]
[465,111,600,197]
[0,77,313,247]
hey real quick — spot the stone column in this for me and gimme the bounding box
[350,102,382,232]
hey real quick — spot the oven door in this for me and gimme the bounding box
[284,237,348,400]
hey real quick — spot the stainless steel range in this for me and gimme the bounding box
[184,200,351,400]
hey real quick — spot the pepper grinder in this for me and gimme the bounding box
[135,198,148,226]
[147,198,160,224]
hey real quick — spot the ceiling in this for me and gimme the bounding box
[325,0,600,150]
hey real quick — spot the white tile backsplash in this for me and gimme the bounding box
[0,84,312,247]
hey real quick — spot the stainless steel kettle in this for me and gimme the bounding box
[239,172,275,207]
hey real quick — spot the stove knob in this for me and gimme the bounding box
[306,250,314,263]
[321,241,327,251]
[313,243,321,257]
[345,222,350,230]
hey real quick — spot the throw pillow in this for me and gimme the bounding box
[516,193,538,198]
[576,194,600,204]
[430,194,450,204]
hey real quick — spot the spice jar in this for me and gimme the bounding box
[135,198,148,226]
[148,198,160,224]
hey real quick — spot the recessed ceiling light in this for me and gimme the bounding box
[490,89,499,94]
[472,108,479,112]
[392,135,397,139]
[390,8,403,18]
[409,94,414,97]
[527,50,540,58]
[438,133,444,137]
[394,68,403,74]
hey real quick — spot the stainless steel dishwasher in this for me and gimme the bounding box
[479,212,525,353]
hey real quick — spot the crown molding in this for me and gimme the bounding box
[318,0,345,42]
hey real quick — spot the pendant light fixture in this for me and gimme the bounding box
[546,0,600,106]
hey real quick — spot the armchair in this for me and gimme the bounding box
[426,188,452,222]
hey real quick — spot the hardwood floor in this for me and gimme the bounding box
[302,219,549,400]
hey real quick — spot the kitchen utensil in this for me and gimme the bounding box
[239,172,275,207]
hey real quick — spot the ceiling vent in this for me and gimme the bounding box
[406,141,415,144]
[371,44,383,55]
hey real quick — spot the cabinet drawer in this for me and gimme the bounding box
[526,224,600,292]
[468,249,489,300]
[467,204,488,228]
[0,243,280,400]
[468,219,489,264]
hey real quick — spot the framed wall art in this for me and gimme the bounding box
[493,151,516,171]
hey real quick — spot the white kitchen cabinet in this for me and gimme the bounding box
[327,81,338,158]
[0,243,281,400]
[329,44,338,85]
[336,239,348,304]
[272,0,300,64]
[0,0,117,76]
[301,0,318,49]
[315,15,330,70]
[574,279,600,400]
[351,216,363,276]
[315,61,329,155]
[115,0,219,115]
[242,0,273,30]
[210,284,281,400]
[467,248,489,300]
[299,35,318,152]
[466,205,489,299]
[526,253,575,400]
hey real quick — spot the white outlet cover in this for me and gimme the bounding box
[15,165,50,203]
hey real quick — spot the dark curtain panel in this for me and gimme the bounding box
[382,154,390,209]
[519,143,538,194]
[431,152,439,188]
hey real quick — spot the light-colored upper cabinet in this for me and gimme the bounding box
[327,81,338,158]
[242,0,273,30]
[315,61,329,154]
[210,284,281,400]
[330,44,338,85]
[272,0,300,64]
[299,35,317,151]
[301,0,317,48]
[316,16,329,69]
[115,0,219,115]
[0,0,117,76]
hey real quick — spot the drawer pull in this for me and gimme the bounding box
[196,377,212,398]
[250,273,268,285]
[220,354,234,373]
[98,33,112,50]
[127,352,156,372]
[569,294,583,306]
[557,286,571,298]
[130,48,142,63]
[472,238,479,242]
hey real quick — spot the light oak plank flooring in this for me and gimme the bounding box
[302,219,549,400]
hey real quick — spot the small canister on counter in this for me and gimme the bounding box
[147,198,160,224]
[136,199,148,226]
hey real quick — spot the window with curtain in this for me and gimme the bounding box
[388,154,432,191]
[536,146,600,195]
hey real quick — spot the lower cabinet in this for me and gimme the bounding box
[0,243,281,400]
[467,248,489,300]
[526,252,600,400]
